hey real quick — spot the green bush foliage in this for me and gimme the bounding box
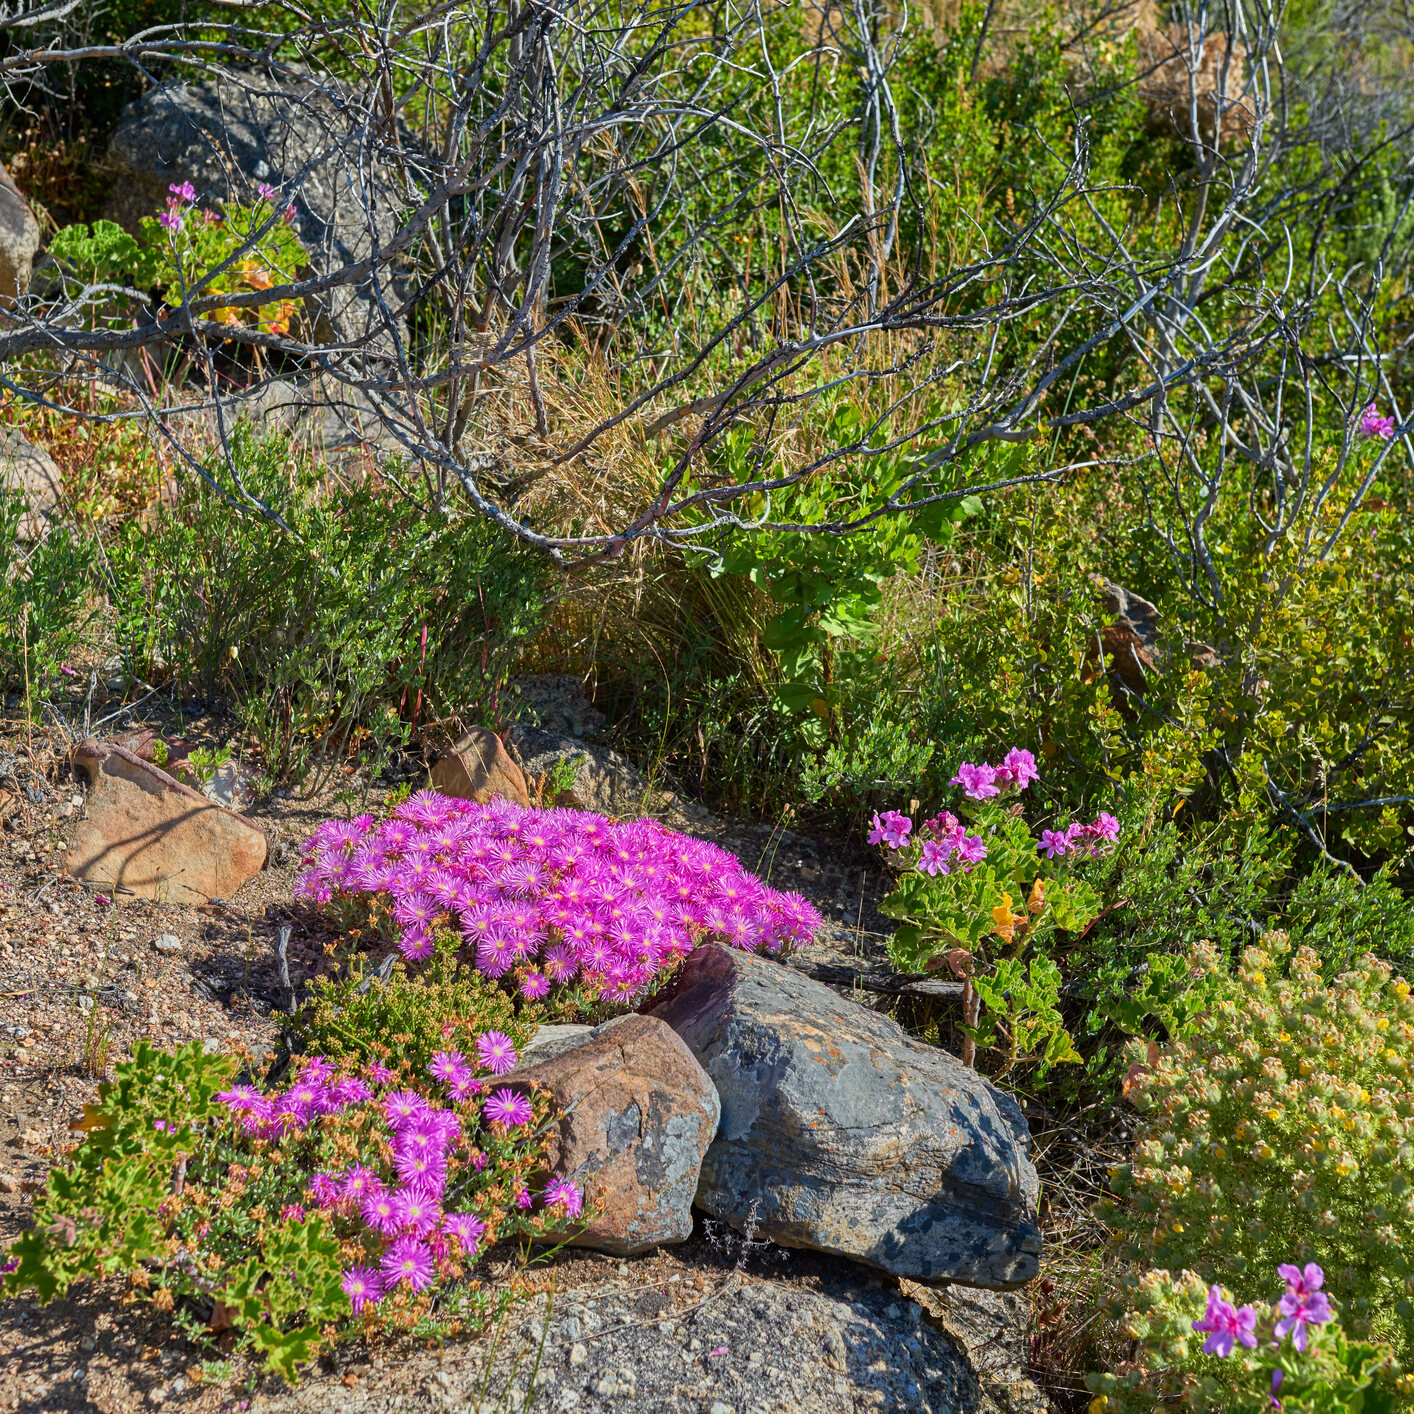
[295,942,537,1078]
[4,1037,572,1381]
[103,424,551,775]
[1099,938,1414,1361]
[1087,1268,1402,1414]
[0,487,96,712]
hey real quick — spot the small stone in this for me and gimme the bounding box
[79,1335,96,1353]
[592,1374,617,1396]
[568,1343,588,1367]
[77,995,94,1013]
[152,934,181,954]
[710,1403,733,1414]
[0,1173,19,1193]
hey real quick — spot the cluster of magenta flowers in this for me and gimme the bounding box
[216,1037,582,1315]
[1193,1263,1333,1359]
[869,748,1118,871]
[1358,404,1396,441]
[158,181,198,232]
[296,792,821,1002]
[870,808,988,876]
[1038,814,1119,859]
[949,747,1040,800]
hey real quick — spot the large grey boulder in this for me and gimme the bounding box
[0,163,39,303]
[647,945,1042,1289]
[103,75,413,352]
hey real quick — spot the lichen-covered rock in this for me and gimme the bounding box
[647,944,1042,1289]
[512,1014,719,1256]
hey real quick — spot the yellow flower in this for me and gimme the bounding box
[1337,1163,1352,1176]
[1171,1222,1183,1233]
[1258,1144,1275,1160]
[1266,1108,1282,1121]
[1089,1397,1109,1414]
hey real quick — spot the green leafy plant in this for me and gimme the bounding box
[49,186,306,336]
[0,487,96,715]
[872,750,1110,1074]
[1099,938,1414,1362]
[1087,1267,1401,1414]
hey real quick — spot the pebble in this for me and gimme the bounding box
[568,1343,588,1366]
[710,1404,733,1414]
[152,934,181,954]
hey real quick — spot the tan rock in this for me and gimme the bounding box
[0,163,39,304]
[65,738,267,904]
[429,726,529,808]
[513,1014,720,1256]
[0,428,62,541]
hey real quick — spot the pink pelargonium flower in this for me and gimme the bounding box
[995,748,1038,791]
[1359,403,1395,440]
[1275,1263,1332,1351]
[951,762,999,799]
[168,181,197,204]
[157,209,184,232]
[1038,829,1070,859]
[867,811,913,850]
[1192,1285,1258,1358]
[917,839,952,877]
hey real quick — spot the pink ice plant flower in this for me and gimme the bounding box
[484,1088,533,1128]
[476,1031,518,1076]
[1192,1284,1259,1357]
[380,1236,436,1292]
[1275,1263,1332,1351]
[296,795,820,992]
[341,1265,383,1312]
[544,1179,583,1219]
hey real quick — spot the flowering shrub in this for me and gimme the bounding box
[1359,404,1396,441]
[868,750,1114,1073]
[4,1034,577,1381]
[294,941,536,1079]
[297,791,821,1004]
[1099,935,1414,1361]
[49,181,305,335]
[1087,1265,1401,1414]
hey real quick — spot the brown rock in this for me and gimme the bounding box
[0,163,39,304]
[0,428,62,541]
[429,726,529,808]
[512,1014,720,1256]
[65,738,267,904]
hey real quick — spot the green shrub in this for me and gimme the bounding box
[295,941,537,1078]
[5,1037,573,1381]
[1087,1267,1402,1414]
[0,486,96,714]
[103,423,551,777]
[1099,937,1414,1361]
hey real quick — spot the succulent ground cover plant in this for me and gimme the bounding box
[297,790,822,1003]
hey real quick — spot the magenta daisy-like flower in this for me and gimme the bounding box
[361,1190,401,1236]
[519,971,550,1000]
[341,1165,382,1203]
[393,1187,441,1235]
[380,1235,437,1292]
[476,1030,518,1076]
[483,1088,533,1128]
[443,1212,488,1254]
[428,1049,468,1085]
[308,1173,342,1209]
[543,1178,584,1219]
[341,1265,384,1312]
[383,1090,428,1128]
[364,1061,397,1086]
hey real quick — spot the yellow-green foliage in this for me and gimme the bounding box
[1100,938,1414,1359]
[1087,1268,1403,1414]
